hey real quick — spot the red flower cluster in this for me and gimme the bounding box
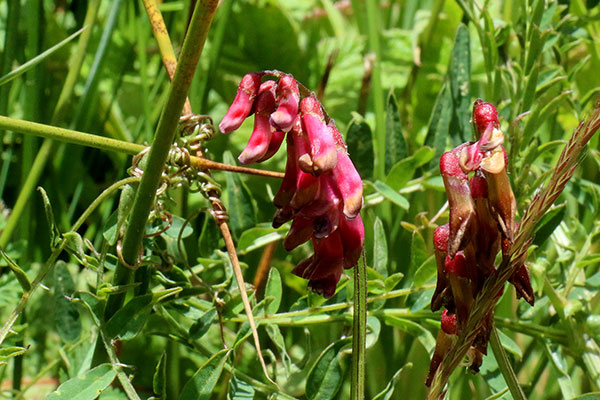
[220,72,364,298]
[426,100,534,386]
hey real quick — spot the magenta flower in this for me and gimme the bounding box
[270,74,299,132]
[219,73,263,134]
[238,81,277,165]
[300,96,338,175]
[219,71,365,298]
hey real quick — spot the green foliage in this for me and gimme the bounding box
[0,1,599,399]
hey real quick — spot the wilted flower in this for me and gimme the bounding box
[220,71,364,298]
[427,99,534,386]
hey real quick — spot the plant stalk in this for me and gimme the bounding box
[104,0,219,319]
[351,253,367,400]
[0,116,284,179]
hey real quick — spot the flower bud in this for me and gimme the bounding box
[300,96,337,175]
[238,81,277,164]
[290,116,314,174]
[472,99,499,138]
[441,310,457,335]
[339,214,364,268]
[270,74,299,132]
[431,224,451,312]
[219,72,263,134]
[440,148,475,257]
[330,123,363,219]
[509,264,535,306]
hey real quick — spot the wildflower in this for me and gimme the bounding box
[238,81,278,164]
[300,96,338,175]
[270,74,299,132]
[220,71,364,298]
[219,72,263,134]
[428,99,535,383]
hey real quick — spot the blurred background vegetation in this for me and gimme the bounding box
[1,0,600,399]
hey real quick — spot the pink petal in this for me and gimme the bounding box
[219,72,263,134]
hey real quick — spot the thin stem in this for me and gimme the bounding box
[104,0,219,319]
[489,326,527,400]
[0,115,284,179]
[219,221,276,385]
[141,0,192,114]
[365,0,385,179]
[351,254,367,400]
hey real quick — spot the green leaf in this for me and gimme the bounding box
[423,84,451,170]
[237,225,287,255]
[178,349,231,400]
[265,267,282,314]
[533,203,566,246]
[44,363,117,400]
[384,316,436,353]
[384,92,407,173]
[54,261,82,342]
[228,375,255,400]
[305,338,351,400]
[373,217,388,277]
[197,211,221,257]
[372,180,409,209]
[224,151,256,239]
[0,346,27,362]
[0,27,87,87]
[189,309,217,340]
[162,214,193,239]
[385,146,435,190]
[496,329,523,359]
[38,187,60,247]
[0,247,31,291]
[572,394,600,400]
[449,23,471,143]
[152,352,167,400]
[408,231,427,277]
[346,119,375,180]
[265,323,292,373]
[104,288,181,340]
[372,363,412,400]
[413,255,437,287]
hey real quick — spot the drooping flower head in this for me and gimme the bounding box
[220,71,364,298]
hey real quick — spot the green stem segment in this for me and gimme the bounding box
[365,0,385,179]
[489,326,527,400]
[351,254,367,400]
[104,0,219,319]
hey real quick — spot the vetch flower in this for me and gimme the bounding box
[219,72,263,134]
[440,146,475,258]
[270,74,299,132]
[300,96,338,175]
[238,81,278,165]
[428,99,536,384]
[219,71,364,298]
